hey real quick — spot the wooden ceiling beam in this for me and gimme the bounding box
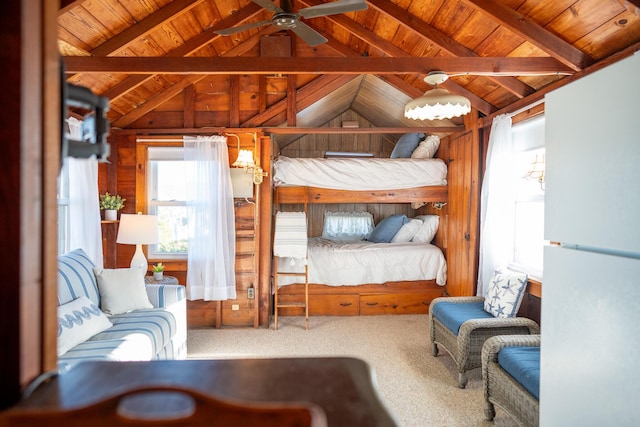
[111,27,270,128]
[462,0,593,71]
[297,0,500,116]
[100,4,270,102]
[366,0,534,99]
[243,74,360,127]
[64,56,572,75]
[90,0,205,57]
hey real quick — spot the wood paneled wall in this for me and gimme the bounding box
[99,132,265,328]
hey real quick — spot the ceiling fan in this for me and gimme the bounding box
[215,0,368,46]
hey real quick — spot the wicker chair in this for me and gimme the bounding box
[482,335,541,427]
[429,296,540,388]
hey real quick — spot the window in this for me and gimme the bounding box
[510,115,546,277]
[147,147,189,259]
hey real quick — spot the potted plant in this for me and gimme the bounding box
[100,192,125,221]
[152,263,165,281]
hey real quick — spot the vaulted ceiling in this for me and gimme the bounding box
[59,0,640,137]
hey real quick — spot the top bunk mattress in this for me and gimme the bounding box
[272,156,447,190]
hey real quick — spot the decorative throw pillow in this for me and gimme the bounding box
[483,266,528,318]
[390,133,425,158]
[368,214,408,243]
[411,135,441,159]
[57,296,113,356]
[94,268,153,315]
[412,215,440,243]
[391,219,423,243]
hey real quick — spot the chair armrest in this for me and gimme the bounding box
[482,334,542,363]
[459,317,540,344]
[145,284,186,309]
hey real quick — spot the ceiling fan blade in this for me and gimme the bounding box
[251,0,283,13]
[214,20,272,36]
[290,21,327,46]
[298,0,367,19]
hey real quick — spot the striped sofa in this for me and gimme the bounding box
[57,249,187,371]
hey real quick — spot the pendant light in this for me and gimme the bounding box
[404,71,471,120]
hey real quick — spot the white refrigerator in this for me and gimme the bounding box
[541,53,640,425]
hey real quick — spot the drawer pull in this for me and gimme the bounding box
[366,302,378,306]
[340,302,352,307]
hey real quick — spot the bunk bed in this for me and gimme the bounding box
[272,155,449,316]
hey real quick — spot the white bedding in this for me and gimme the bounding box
[273,157,447,190]
[276,237,447,287]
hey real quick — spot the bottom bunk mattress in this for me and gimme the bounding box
[275,237,447,287]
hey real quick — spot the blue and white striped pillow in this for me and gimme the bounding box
[57,295,112,356]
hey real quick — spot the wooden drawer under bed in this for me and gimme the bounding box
[275,281,445,316]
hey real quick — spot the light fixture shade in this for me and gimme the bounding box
[232,149,256,168]
[404,88,472,120]
[116,213,159,245]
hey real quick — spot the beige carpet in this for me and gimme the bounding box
[187,315,518,427]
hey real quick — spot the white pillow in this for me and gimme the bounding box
[483,266,528,318]
[57,296,113,356]
[94,268,153,315]
[411,135,440,159]
[412,215,439,243]
[391,219,423,243]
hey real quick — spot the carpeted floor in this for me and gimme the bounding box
[187,314,518,427]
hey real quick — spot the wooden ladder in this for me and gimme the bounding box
[273,257,309,330]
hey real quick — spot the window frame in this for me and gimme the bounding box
[136,140,187,262]
[508,114,546,279]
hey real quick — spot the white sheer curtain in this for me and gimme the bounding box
[66,118,103,268]
[477,114,514,296]
[184,135,236,301]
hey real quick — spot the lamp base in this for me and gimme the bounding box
[130,244,148,276]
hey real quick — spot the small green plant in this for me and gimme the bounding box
[152,263,165,273]
[99,192,125,210]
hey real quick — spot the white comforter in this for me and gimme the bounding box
[276,237,447,287]
[273,157,447,190]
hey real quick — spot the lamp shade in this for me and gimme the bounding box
[232,149,256,169]
[116,213,159,245]
[404,88,472,120]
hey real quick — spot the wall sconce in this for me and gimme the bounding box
[232,144,268,185]
[523,153,545,190]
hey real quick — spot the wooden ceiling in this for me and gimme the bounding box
[59,0,640,136]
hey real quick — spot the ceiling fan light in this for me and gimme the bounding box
[404,88,471,120]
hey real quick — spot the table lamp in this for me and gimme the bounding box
[116,212,159,275]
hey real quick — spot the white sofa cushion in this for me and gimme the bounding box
[94,268,153,315]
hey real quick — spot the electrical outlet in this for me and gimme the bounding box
[247,287,255,299]
[231,304,240,311]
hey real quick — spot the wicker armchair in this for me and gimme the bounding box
[429,296,540,388]
[482,335,541,427]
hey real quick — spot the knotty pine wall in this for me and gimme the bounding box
[99,132,264,329]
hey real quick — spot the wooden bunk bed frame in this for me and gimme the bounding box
[274,184,448,316]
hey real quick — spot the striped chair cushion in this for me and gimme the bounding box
[58,248,101,306]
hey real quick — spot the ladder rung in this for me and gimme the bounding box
[275,272,308,277]
[276,302,306,308]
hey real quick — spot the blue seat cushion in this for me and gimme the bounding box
[431,301,493,335]
[498,346,541,400]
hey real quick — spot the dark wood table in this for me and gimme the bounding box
[14,357,398,427]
